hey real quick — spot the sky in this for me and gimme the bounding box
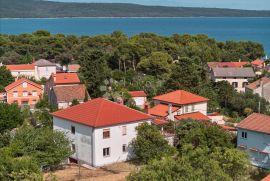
[53,0,270,10]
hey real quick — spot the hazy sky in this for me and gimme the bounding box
[53,0,270,10]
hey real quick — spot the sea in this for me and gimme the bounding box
[0,17,270,54]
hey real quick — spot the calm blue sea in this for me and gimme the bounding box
[0,17,270,54]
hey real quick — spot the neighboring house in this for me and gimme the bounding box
[128,91,147,109]
[246,77,270,103]
[262,174,270,181]
[0,92,6,103]
[52,98,153,167]
[5,59,56,80]
[149,90,210,123]
[207,61,249,71]
[251,59,265,73]
[237,113,270,169]
[211,67,256,92]
[50,84,88,109]
[5,78,43,109]
[45,73,83,108]
[68,64,81,73]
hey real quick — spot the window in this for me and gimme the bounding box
[72,144,76,153]
[13,91,18,97]
[122,126,127,136]
[241,131,247,139]
[103,147,110,157]
[32,91,37,96]
[71,126,75,134]
[232,82,238,88]
[23,91,28,97]
[222,77,227,79]
[242,82,248,88]
[122,144,127,153]
[103,128,110,139]
[22,82,28,88]
[191,105,195,112]
[185,106,189,113]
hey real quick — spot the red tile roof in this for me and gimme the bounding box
[68,64,80,72]
[175,112,211,121]
[52,98,152,127]
[219,125,237,131]
[246,77,270,90]
[251,59,264,66]
[262,174,270,181]
[6,64,35,70]
[153,90,208,105]
[237,113,270,134]
[152,118,169,125]
[129,91,147,97]
[5,78,43,91]
[53,73,81,84]
[53,85,88,102]
[207,62,249,68]
[149,104,179,117]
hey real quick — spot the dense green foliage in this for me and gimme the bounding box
[128,121,250,181]
[175,120,235,150]
[0,66,14,92]
[1,31,268,117]
[0,103,24,134]
[131,123,175,163]
[1,0,270,18]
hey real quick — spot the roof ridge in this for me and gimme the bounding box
[94,98,106,127]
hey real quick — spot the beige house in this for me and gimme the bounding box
[211,67,256,92]
[245,77,270,103]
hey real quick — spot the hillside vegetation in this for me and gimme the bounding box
[1,0,270,18]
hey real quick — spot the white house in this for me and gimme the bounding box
[246,77,270,103]
[4,59,56,80]
[211,67,256,92]
[149,90,210,122]
[237,113,270,169]
[52,98,152,167]
[128,91,147,109]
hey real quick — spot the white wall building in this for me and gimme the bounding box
[128,91,147,109]
[211,67,256,92]
[246,77,270,103]
[237,113,270,169]
[52,98,152,167]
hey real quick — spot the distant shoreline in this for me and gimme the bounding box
[1,17,270,20]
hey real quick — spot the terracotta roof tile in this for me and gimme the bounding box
[52,98,152,127]
[207,62,249,68]
[129,91,147,97]
[53,85,88,102]
[175,112,211,121]
[153,90,208,105]
[237,113,270,134]
[246,77,270,90]
[68,64,80,72]
[6,64,35,70]
[5,78,43,91]
[251,59,264,66]
[152,118,169,125]
[149,104,179,117]
[53,73,81,84]
[262,174,270,181]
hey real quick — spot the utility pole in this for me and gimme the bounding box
[258,80,263,113]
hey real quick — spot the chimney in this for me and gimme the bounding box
[53,73,56,81]
[144,103,149,114]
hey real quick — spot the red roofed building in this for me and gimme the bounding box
[5,78,43,109]
[149,90,210,123]
[207,61,250,70]
[245,77,270,102]
[45,73,87,108]
[262,175,270,181]
[237,113,270,169]
[128,91,147,109]
[52,98,153,167]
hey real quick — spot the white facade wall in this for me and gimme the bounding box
[53,116,151,167]
[212,77,249,92]
[250,83,270,103]
[180,102,207,115]
[58,100,84,109]
[237,128,270,169]
[93,119,151,167]
[132,97,146,108]
[36,66,56,80]
[53,117,93,165]
[10,70,35,78]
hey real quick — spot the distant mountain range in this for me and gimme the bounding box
[1,0,270,18]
